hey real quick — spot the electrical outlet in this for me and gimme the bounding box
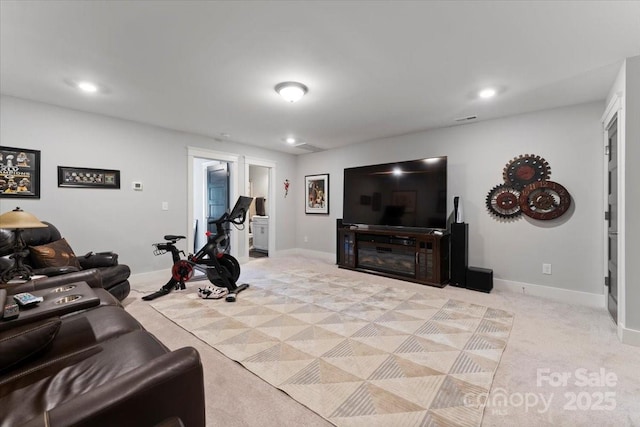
[162,202,169,211]
[304,236,308,243]
[543,263,552,275]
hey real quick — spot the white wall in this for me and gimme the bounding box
[0,95,298,274]
[624,56,639,331]
[296,102,604,295]
[0,95,611,300]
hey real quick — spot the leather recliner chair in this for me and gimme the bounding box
[0,222,130,301]
[0,271,205,427]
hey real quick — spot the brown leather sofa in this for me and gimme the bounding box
[0,271,205,426]
[0,222,130,301]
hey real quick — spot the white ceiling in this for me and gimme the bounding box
[1,1,639,154]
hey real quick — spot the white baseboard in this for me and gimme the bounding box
[129,269,168,282]
[619,322,640,347]
[493,278,605,308]
[271,248,335,262]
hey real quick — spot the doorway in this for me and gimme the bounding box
[606,117,618,323]
[249,165,269,258]
[244,157,276,259]
[188,147,239,260]
[207,163,230,241]
[602,92,625,332]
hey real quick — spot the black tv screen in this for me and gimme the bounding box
[343,157,447,230]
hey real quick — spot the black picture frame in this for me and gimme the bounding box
[58,166,120,189]
[305,173,329,214]
[0,146,41,199]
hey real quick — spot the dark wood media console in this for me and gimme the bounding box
[337,225,450,287]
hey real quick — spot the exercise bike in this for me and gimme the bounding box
[142,196,253,302]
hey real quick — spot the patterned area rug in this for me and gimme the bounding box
[150,269,514,427]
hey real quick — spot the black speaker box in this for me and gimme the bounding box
[450,223,468,287]
[467,266,493,293]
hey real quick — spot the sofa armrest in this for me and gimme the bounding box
[33,269,103,289]
[78,252,119,269]
[32,266,81,277]
[21,347,205,427]
[0,269,103,295]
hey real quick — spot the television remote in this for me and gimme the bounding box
[3,302,19,320]
[13,292,44,307]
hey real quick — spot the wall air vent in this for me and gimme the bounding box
[454,115,478,122]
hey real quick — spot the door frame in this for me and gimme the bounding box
[187,146,239,259]
[601,93,625,337]
[244,156,277,260]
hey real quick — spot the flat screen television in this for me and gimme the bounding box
[343,156,447,230]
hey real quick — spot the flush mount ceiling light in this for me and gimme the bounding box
[478,88,497,99]
[77,81,99,93]
[275,81,308,103]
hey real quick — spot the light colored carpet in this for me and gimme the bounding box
[147,267,513,426]
[126,254,640,427]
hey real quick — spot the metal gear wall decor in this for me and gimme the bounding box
[486,184,521,218]
[487,154,571,221]
[503,154,551,190]
[519,181,571,220]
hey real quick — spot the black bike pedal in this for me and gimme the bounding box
[225,293,237,302]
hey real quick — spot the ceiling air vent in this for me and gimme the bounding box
[295,143,324,153]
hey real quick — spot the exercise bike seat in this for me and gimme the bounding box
[164,235,186,242]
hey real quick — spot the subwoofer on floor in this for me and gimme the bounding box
[450,222,468,287]
[467,266,493,293]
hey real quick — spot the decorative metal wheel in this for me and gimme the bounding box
[503,154,551,189]
[486,184,522,218]
[519,181,571,220]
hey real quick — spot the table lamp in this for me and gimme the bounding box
[0,207,47,283]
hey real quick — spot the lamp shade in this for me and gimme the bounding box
[0,207,47,229]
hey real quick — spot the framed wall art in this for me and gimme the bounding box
[0,146,41,199]
[58,166,121,189]
[305,173,329,214]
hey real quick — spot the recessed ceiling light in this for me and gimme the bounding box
[285,137,297,144]
[478,88,496,99]
[220,132,231,138]
[275,82,308,103]
[77,81,99,93]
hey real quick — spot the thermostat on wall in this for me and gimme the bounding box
[132,181,143,191]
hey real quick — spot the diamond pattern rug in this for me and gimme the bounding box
[149,269,514,427]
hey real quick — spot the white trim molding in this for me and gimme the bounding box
[619,322,640,347]
[494,278,605,308]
